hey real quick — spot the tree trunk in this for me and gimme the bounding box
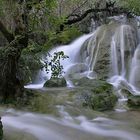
[0,20,28,102]
[0,3,28,102]
[0,45,23,102]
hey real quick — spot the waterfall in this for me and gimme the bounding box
[110,25,136,78]
[111,36,119,75]
[120,26,125,76]
[25,17,140,95]
[109,24,139,94]
[48,33,94,71]
[129,45,140,91]
[24,33,94,88]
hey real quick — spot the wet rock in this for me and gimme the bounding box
[121,89,140,109]
[79,23,119,80]
[44,77,67,87]
[128,96,140,109]
[17,78,117,113]
[79,22,137,80]
[71,77,110,87]
[71,77,117,111]
[65,63,89,80]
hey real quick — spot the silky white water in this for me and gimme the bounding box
[2,107,140,140]
[108,24,140,96]
[111,36,119,75]
[129,45,140,90]
[24,33,94,88]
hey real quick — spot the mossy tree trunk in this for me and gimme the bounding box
[0,4,28,102]
[0,44,24,102]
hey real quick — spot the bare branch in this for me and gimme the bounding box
[64,7,126,25]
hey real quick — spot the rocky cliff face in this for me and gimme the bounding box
[79,20,138,80]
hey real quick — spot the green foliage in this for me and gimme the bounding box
[28,0,59,31]
[45,51,69,78]
[45,0,57,9]
[82,82,117,111]
[118,0,140,14]
[21,41,43,72]
[58,26,82,43]
[22,40,43,54]
[19,41,44,84]
[19,53,43,84]
[44,26,82,49]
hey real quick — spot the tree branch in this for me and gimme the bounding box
[0,20,14,43]
[64,7,126,25]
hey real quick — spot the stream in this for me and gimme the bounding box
[1,102,140,140]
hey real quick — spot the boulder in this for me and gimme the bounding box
[79,23,119,80]
[128,96,140,109]
[71,77,117,111]
[44,77,67,87]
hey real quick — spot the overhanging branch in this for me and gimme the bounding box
[64,7,126,25]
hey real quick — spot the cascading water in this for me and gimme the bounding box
[129,45,140,91]
[111,36,119,75]
[108,24,140,94]
[25,16,140,96]
[48,33,94,72]
[2,108,140,140]
[110,25,136,78]
[25,33,94,88]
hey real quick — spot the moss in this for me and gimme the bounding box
[127,96,140,109]
[44,77,67,87]
[77,78,117,111]
[83,92,117,111]
[120,89,140,110]
[91,83,112,94]
[29,93,57,114]
[2,80,117,116]
[10,89,57,115]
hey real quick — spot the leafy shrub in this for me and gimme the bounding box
[44,51,69,78]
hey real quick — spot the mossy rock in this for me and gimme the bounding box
[44,77,67,87]
[10,78,117,114]
[82,91,117,111]
[120,89,140,110]
[73,78,117,111]
[72,77,112,88]
[128,96,140,109]
[11,89,57,114]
